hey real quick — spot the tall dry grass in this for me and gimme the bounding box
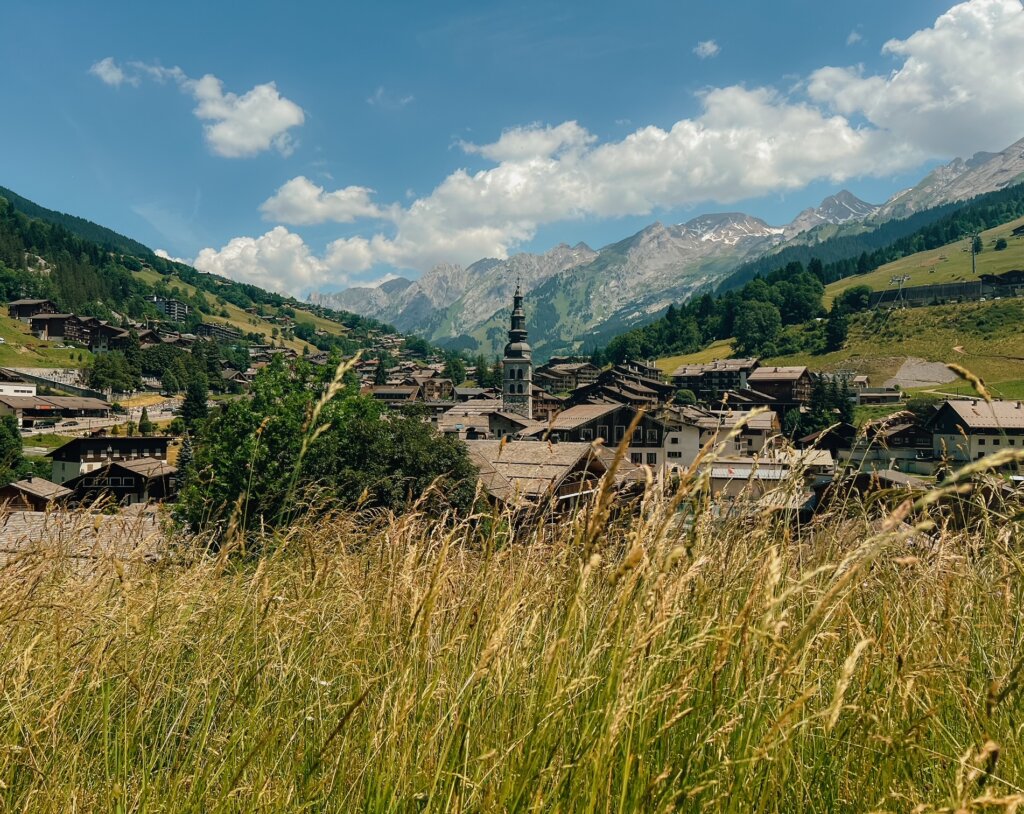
[0,464,1021,813]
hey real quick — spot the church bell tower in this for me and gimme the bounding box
[502,281,532,418]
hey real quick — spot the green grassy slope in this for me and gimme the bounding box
[657,299,1024,390]
[825,215,1024,304]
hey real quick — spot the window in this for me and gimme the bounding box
[978,438,985,446]
[646,430,659,444]
[516,368,523,379]
[630,453,642,465]
[670,437,678,445]
[598,425,609,441]
[668,451,682,459]
[580,429,593,441]
[614,425,624,442]
[646,453,657,465]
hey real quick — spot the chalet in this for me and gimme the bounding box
[746,366,814,406]
[363,385,420,407]
[487,410,543,439]
[47,436,171,484]
[797,422,858,459]
[619,359,664,381]
[438,399,505,438]
[412,376,454,402]
[656,410,704,473]
[527,402,671,470]
[670,358,759,400]
[693,408,781,456]
[65,458,178,505]
[707,448,834,511]
[453,386,496,402]
[89,321,131,352]
[221,369,250,390]
[29,313,91,343]
[531,385,565,421]
[0,476,72,511]
[930,399,1024,465]
[569,367,673,409]
[465,440,638,510]
[846,413,933,473]
[7,298,58,321]
[534,359,600,393]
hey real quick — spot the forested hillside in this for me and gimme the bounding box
[598,182,1024,364]
[0,191,397,354]
[0,184,151,256]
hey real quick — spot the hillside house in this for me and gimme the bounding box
[47,436,171,484]
[363,385,420,407]
[0,476,72,511]
[7,298,58,321]
[534,359,600,393]
[465,440,639,510]
[930,399,1024,465]
[746,366,814,406]
[526,403,671,470]
[670,358,759,400]
[65,458,178,506]
[29,313,92,343]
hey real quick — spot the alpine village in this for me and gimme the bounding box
[2,1,1024,810]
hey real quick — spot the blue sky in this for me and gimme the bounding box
[1,0,1022,296]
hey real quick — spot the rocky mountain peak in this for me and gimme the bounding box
[783,190,879,238]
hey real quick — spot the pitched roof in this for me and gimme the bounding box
[547,403,620,428]
[940,399,1024,429]
[114,459,178,479]
[2,478,72,501]
[465,440,615,503]
[748,366,809,382]
[0,510,167,567]
[671,358,758,377]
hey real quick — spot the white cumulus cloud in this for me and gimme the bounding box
[90,59,304,158]
[193,226,330,296]
[154,248,191,264]
[693,40,720,59]
[808,0,1024,156]
[259,176,386,225]
[198,0,1024,292]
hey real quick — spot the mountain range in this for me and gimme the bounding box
[322,135,1023,359]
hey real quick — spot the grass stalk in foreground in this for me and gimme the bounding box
[0,465,1021,811]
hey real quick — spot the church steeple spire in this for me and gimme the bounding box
[502,279,533,418]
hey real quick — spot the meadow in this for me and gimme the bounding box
[1,442,1022,812]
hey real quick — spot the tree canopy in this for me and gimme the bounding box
[176,358,479,531]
